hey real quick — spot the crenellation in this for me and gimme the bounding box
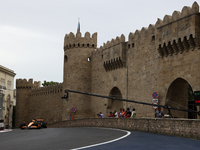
[172,11,181,21]
[31,83,63,96]
[156,2,200,58]
[192,1,199,13]
[134,30,141,40]
[141,27,148,38]
[101,34,125,50]
[181,6,192,17]
[64,32,97,50]
[16,78,41,89]
[128,32,134,42]
[163,15,172,25]
[157,2,199,29]
[128,25,156,46]
[148,24,156,33]
[101,34,127,71]
[85,32,90,38]
[155,18,163,28]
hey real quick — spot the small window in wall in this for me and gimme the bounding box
[82,44,85,47]
[88,57,91,61]
[87,44,89,47]
[78,43,80,47]
[0,78,5,86]
[132,43,134,48]
[102,55,103,59]
[151,35,155,41]
[64,55,68,63]
[92,44,94,48]
[128,44,130,49]
[7,81,11,89]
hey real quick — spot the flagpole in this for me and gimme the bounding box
[77,18,80,33]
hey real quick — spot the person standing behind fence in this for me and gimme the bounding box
[121,109,125,117]
[126,108,131,117]
[155,107,164,118]
[108,111,113,118]
[131,108,136,118]
[99,112,105,118]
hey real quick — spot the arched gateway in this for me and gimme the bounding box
[166,78,197,119]
[107,87,123,113]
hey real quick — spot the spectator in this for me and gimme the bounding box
[126,108,131,117]
[119,109,122,117]
[121,109,125,117]
[155,107,164,118]
[99,112,105,118]
[70,114,73,120]
[131,108,136,118]
[19,121,26,128]
[108,111,113,118]
[114,110,118,118]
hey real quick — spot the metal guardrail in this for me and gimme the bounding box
[63,89,200,116]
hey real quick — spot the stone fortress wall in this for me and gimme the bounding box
[16,2,200,127]
[16,79,63,126]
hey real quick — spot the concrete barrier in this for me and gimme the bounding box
[48,118,200,140]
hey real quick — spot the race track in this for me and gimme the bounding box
[0,127,199,150]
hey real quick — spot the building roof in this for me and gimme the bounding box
[0,65,16,77]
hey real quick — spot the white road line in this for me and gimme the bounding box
[70,127,131,150]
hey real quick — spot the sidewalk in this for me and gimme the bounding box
[0,129,12,133]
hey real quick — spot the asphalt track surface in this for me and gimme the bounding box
[0,127,199,150]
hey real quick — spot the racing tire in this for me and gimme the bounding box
[42,122,47,128]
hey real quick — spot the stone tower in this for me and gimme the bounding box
[62,32,97,120]
[15,79,40,127]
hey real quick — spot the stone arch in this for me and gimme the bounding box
[107,87,123,112]
[165,78,197,119]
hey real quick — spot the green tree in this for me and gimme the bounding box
[42,80,59,86]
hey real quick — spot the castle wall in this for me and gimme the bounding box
[91,35,128,117]
[15,79,40,127]
[127,25,159,118]
[16,2,200,123]
[29,83,63,124]
[156,3,200,118]
[16,79,63,126]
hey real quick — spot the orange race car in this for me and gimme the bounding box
[20,119,47,129]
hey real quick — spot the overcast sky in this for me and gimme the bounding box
[0,0,198,88]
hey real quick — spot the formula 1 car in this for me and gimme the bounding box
[20,119,47,129]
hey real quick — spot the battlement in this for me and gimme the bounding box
[31,83,63,96]
[156,1,200,58]
[102,34,125,50]
[93,34,127,71]
[155,2,199,29]
[93,34,125,53]
[16,79,41,89]
[64,32,97,50]
[128,24,156,48]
